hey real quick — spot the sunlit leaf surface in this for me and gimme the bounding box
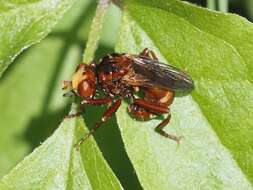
[0,0,78,77]
[0,116,122,189]
[115,0,253,188]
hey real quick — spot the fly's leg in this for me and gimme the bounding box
[128,104,151,121]
[64,98,112,119]
[80,97,112,110]
[133,98,182,143]
[134,99,169,114]
[140,48,158,61]
[81,97,112,105]
[155,112,183,143]
[75,99,121,150]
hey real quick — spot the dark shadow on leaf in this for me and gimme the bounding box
[23,1,97,148]
[83,104,143,190]
[23,105,70,149]
[19,1,142,188]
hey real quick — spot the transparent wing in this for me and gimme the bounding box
[127,57,194,92]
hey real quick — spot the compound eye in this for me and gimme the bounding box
[75,63,86,72]
[77,80,95,98]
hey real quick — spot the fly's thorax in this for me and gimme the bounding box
[97,71,132,97]
[96,53,133,97]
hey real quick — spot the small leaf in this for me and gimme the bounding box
[0,116,122,189]
[115,0,253,188]
[0,0,121,178]
[0,37,77,178]
[0,0,77,77]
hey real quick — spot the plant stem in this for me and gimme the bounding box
[82,0,111,63]
[218,0,228,12]
[207,0,228,12]
[207,0,215,10]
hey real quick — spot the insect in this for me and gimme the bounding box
[63,48,194,150]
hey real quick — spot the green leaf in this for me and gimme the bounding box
[0,37,77,178]
[0,1,141,188]
[0,116,122,189]
[0,0,77,77]
[115,0,253,188]
[0,0,120,178]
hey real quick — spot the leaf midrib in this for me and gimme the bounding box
[125,4,252,184]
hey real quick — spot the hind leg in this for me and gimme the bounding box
[75,99,121,150]
[128,100,181,143]
[154,113,182,143]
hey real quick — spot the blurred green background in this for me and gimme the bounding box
[0,0,252,189]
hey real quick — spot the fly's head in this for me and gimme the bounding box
[63,63,97,99]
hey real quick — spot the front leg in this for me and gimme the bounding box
[140,48,158,61]
[75,99,121,150]
[65,97,112,119]
[80,97,112,111]
[81,97,112,105]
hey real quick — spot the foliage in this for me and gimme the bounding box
[0,114,122,189]
[0,0,77,77]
